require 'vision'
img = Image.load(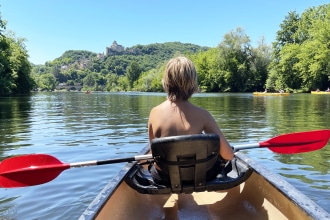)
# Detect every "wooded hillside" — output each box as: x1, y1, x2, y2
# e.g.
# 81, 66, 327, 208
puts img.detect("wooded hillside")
1, 3, 330, 95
